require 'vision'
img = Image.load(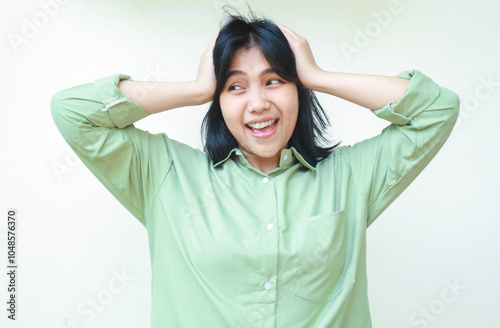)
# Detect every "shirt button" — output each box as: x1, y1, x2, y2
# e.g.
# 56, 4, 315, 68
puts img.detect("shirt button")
266, 223, 274, 230
264, 282, 272, 290
283, 154, 288, 161
262, 177, 269, 184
